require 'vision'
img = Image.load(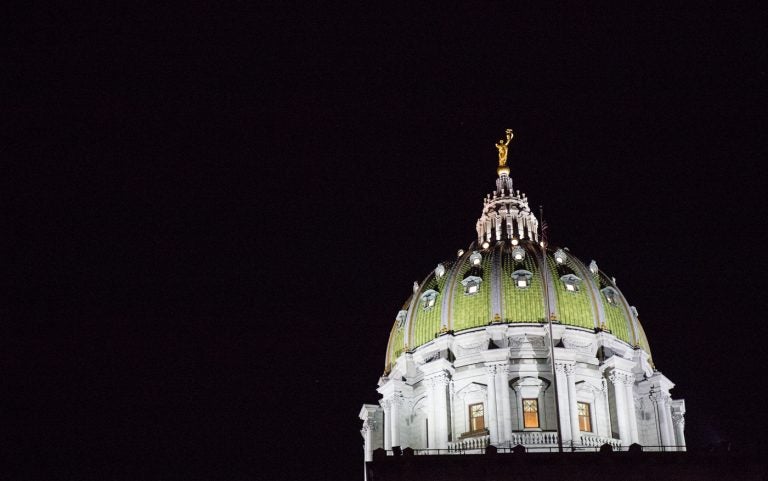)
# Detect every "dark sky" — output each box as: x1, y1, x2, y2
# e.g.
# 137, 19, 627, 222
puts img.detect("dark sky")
12, 3, 768, 480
